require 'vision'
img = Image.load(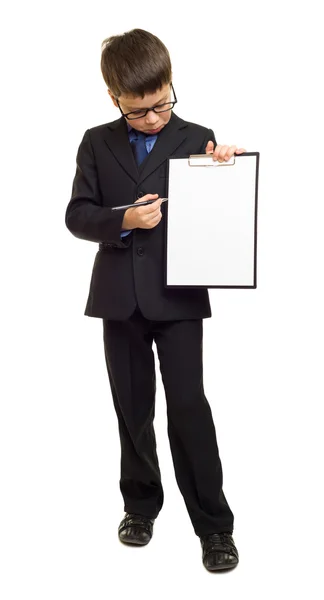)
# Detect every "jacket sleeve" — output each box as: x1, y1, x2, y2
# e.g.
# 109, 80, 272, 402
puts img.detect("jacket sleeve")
65, 129, 132, 248
199, 128, 217, 153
